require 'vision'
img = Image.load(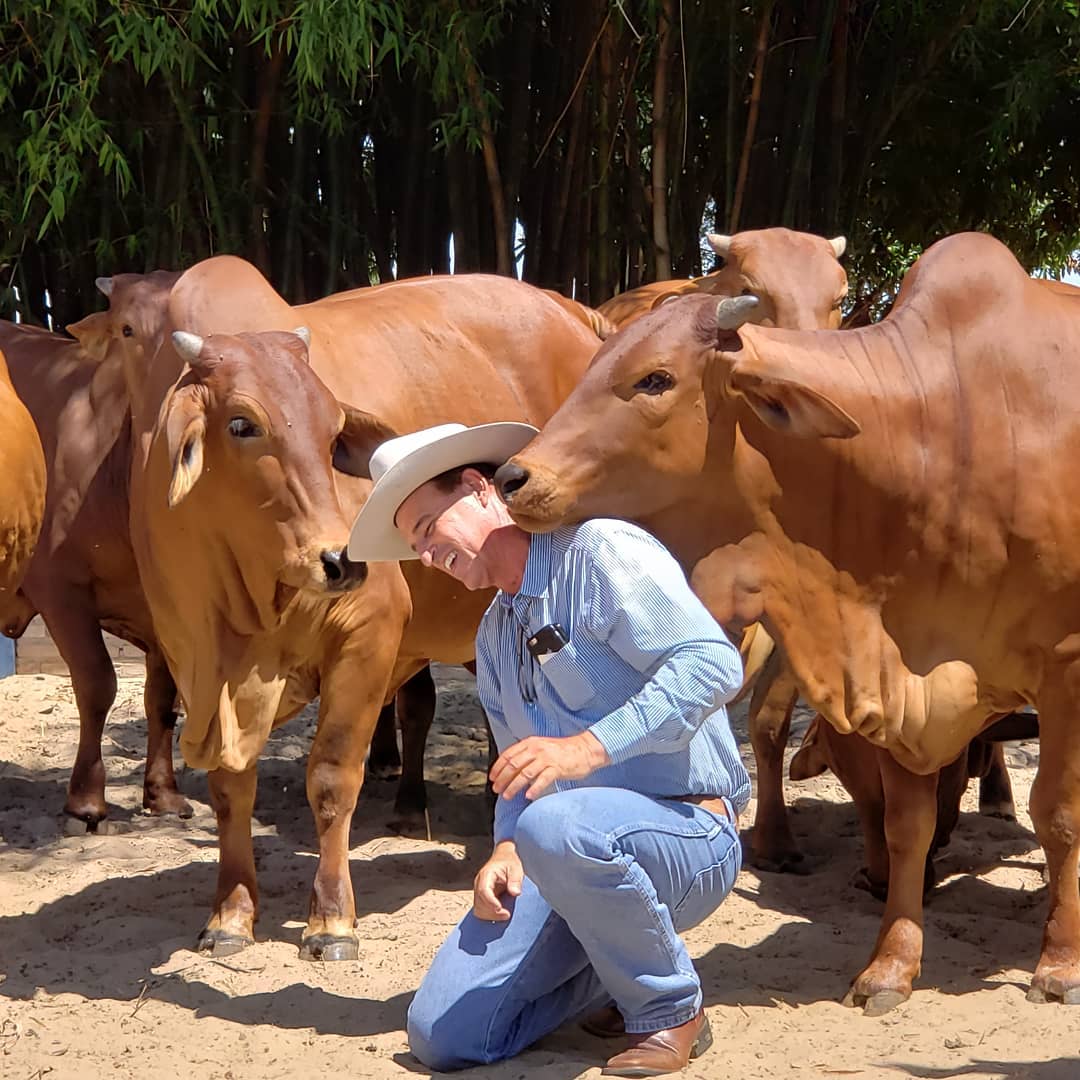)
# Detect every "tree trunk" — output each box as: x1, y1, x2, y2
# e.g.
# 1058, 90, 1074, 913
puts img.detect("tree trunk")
651, 0, 674, 280
731, 0, 774, 232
